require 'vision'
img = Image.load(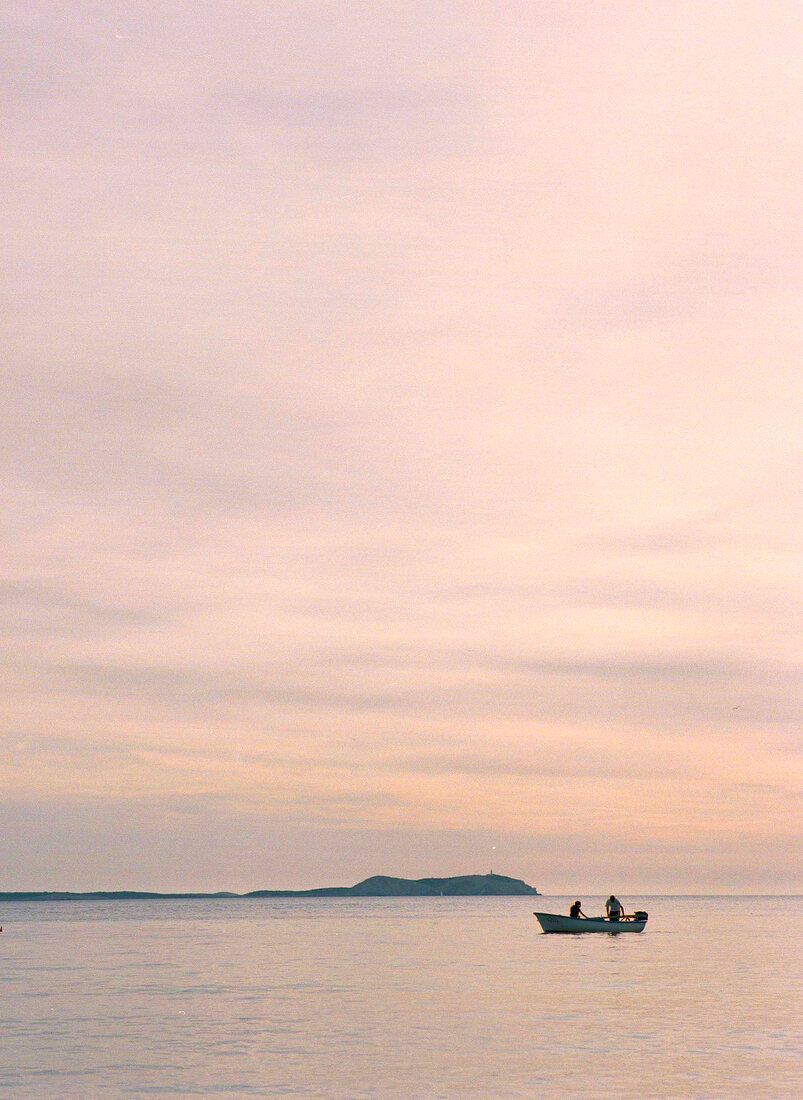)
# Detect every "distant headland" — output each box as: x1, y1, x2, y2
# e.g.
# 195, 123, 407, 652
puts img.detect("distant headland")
250, 873, 540, 897
0, 873, 539, 901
